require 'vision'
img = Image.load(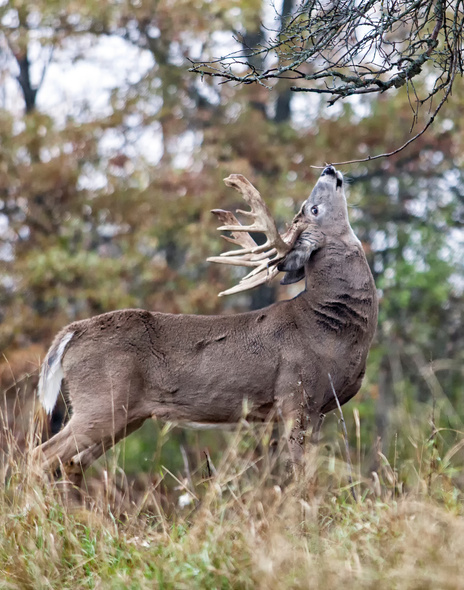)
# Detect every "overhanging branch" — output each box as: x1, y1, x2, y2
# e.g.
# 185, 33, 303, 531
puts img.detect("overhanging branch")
190, 0, 463, 159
